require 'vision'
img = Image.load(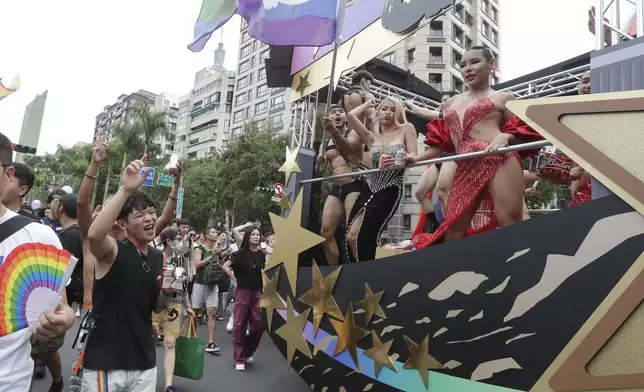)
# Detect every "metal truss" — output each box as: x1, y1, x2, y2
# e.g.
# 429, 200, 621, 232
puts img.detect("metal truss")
499, 64, 591, 99
594, 0, 642, 50
288, 91, 319, 149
